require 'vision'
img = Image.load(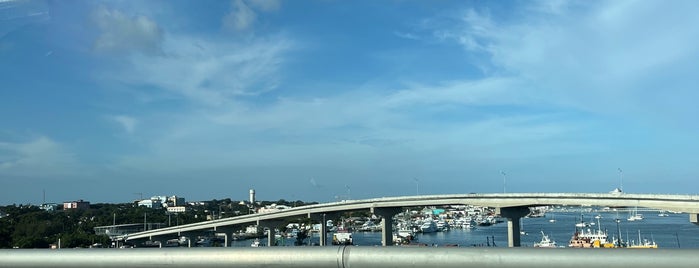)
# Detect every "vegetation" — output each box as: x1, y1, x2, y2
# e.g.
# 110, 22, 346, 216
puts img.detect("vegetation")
0, 198, 317, 248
